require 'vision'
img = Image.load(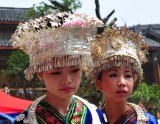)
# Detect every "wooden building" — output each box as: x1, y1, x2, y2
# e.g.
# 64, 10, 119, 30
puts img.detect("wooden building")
0, 7, 29, 86
130, 24, 160, 84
